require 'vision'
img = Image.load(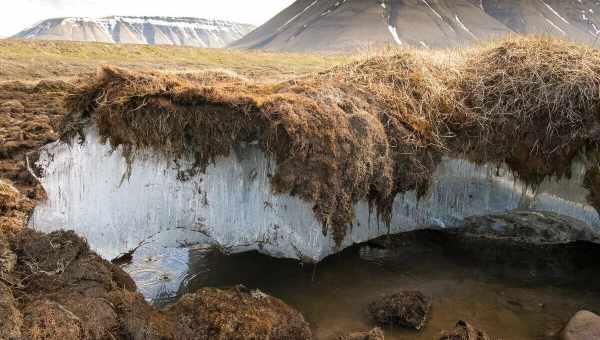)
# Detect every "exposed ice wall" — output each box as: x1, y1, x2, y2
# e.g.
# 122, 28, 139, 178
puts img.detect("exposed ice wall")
30, 128, 600, 263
